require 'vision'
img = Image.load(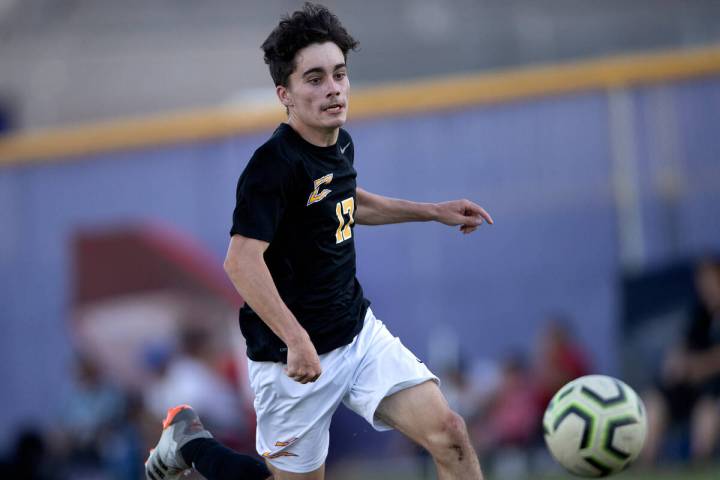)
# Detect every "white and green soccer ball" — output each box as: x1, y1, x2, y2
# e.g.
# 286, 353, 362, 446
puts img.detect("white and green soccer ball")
543, 375, 647, 477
